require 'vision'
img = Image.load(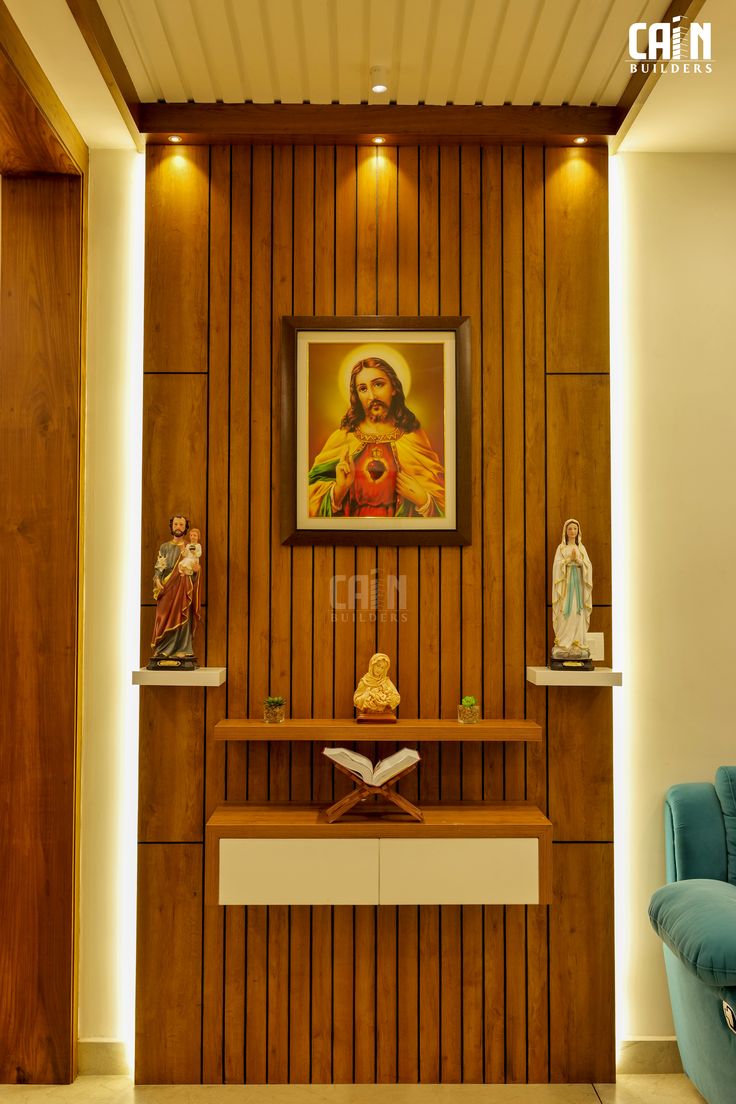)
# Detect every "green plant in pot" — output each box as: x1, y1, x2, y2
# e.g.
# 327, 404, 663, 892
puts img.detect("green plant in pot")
458, 694, 480, 724
263, 695, 286, 723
